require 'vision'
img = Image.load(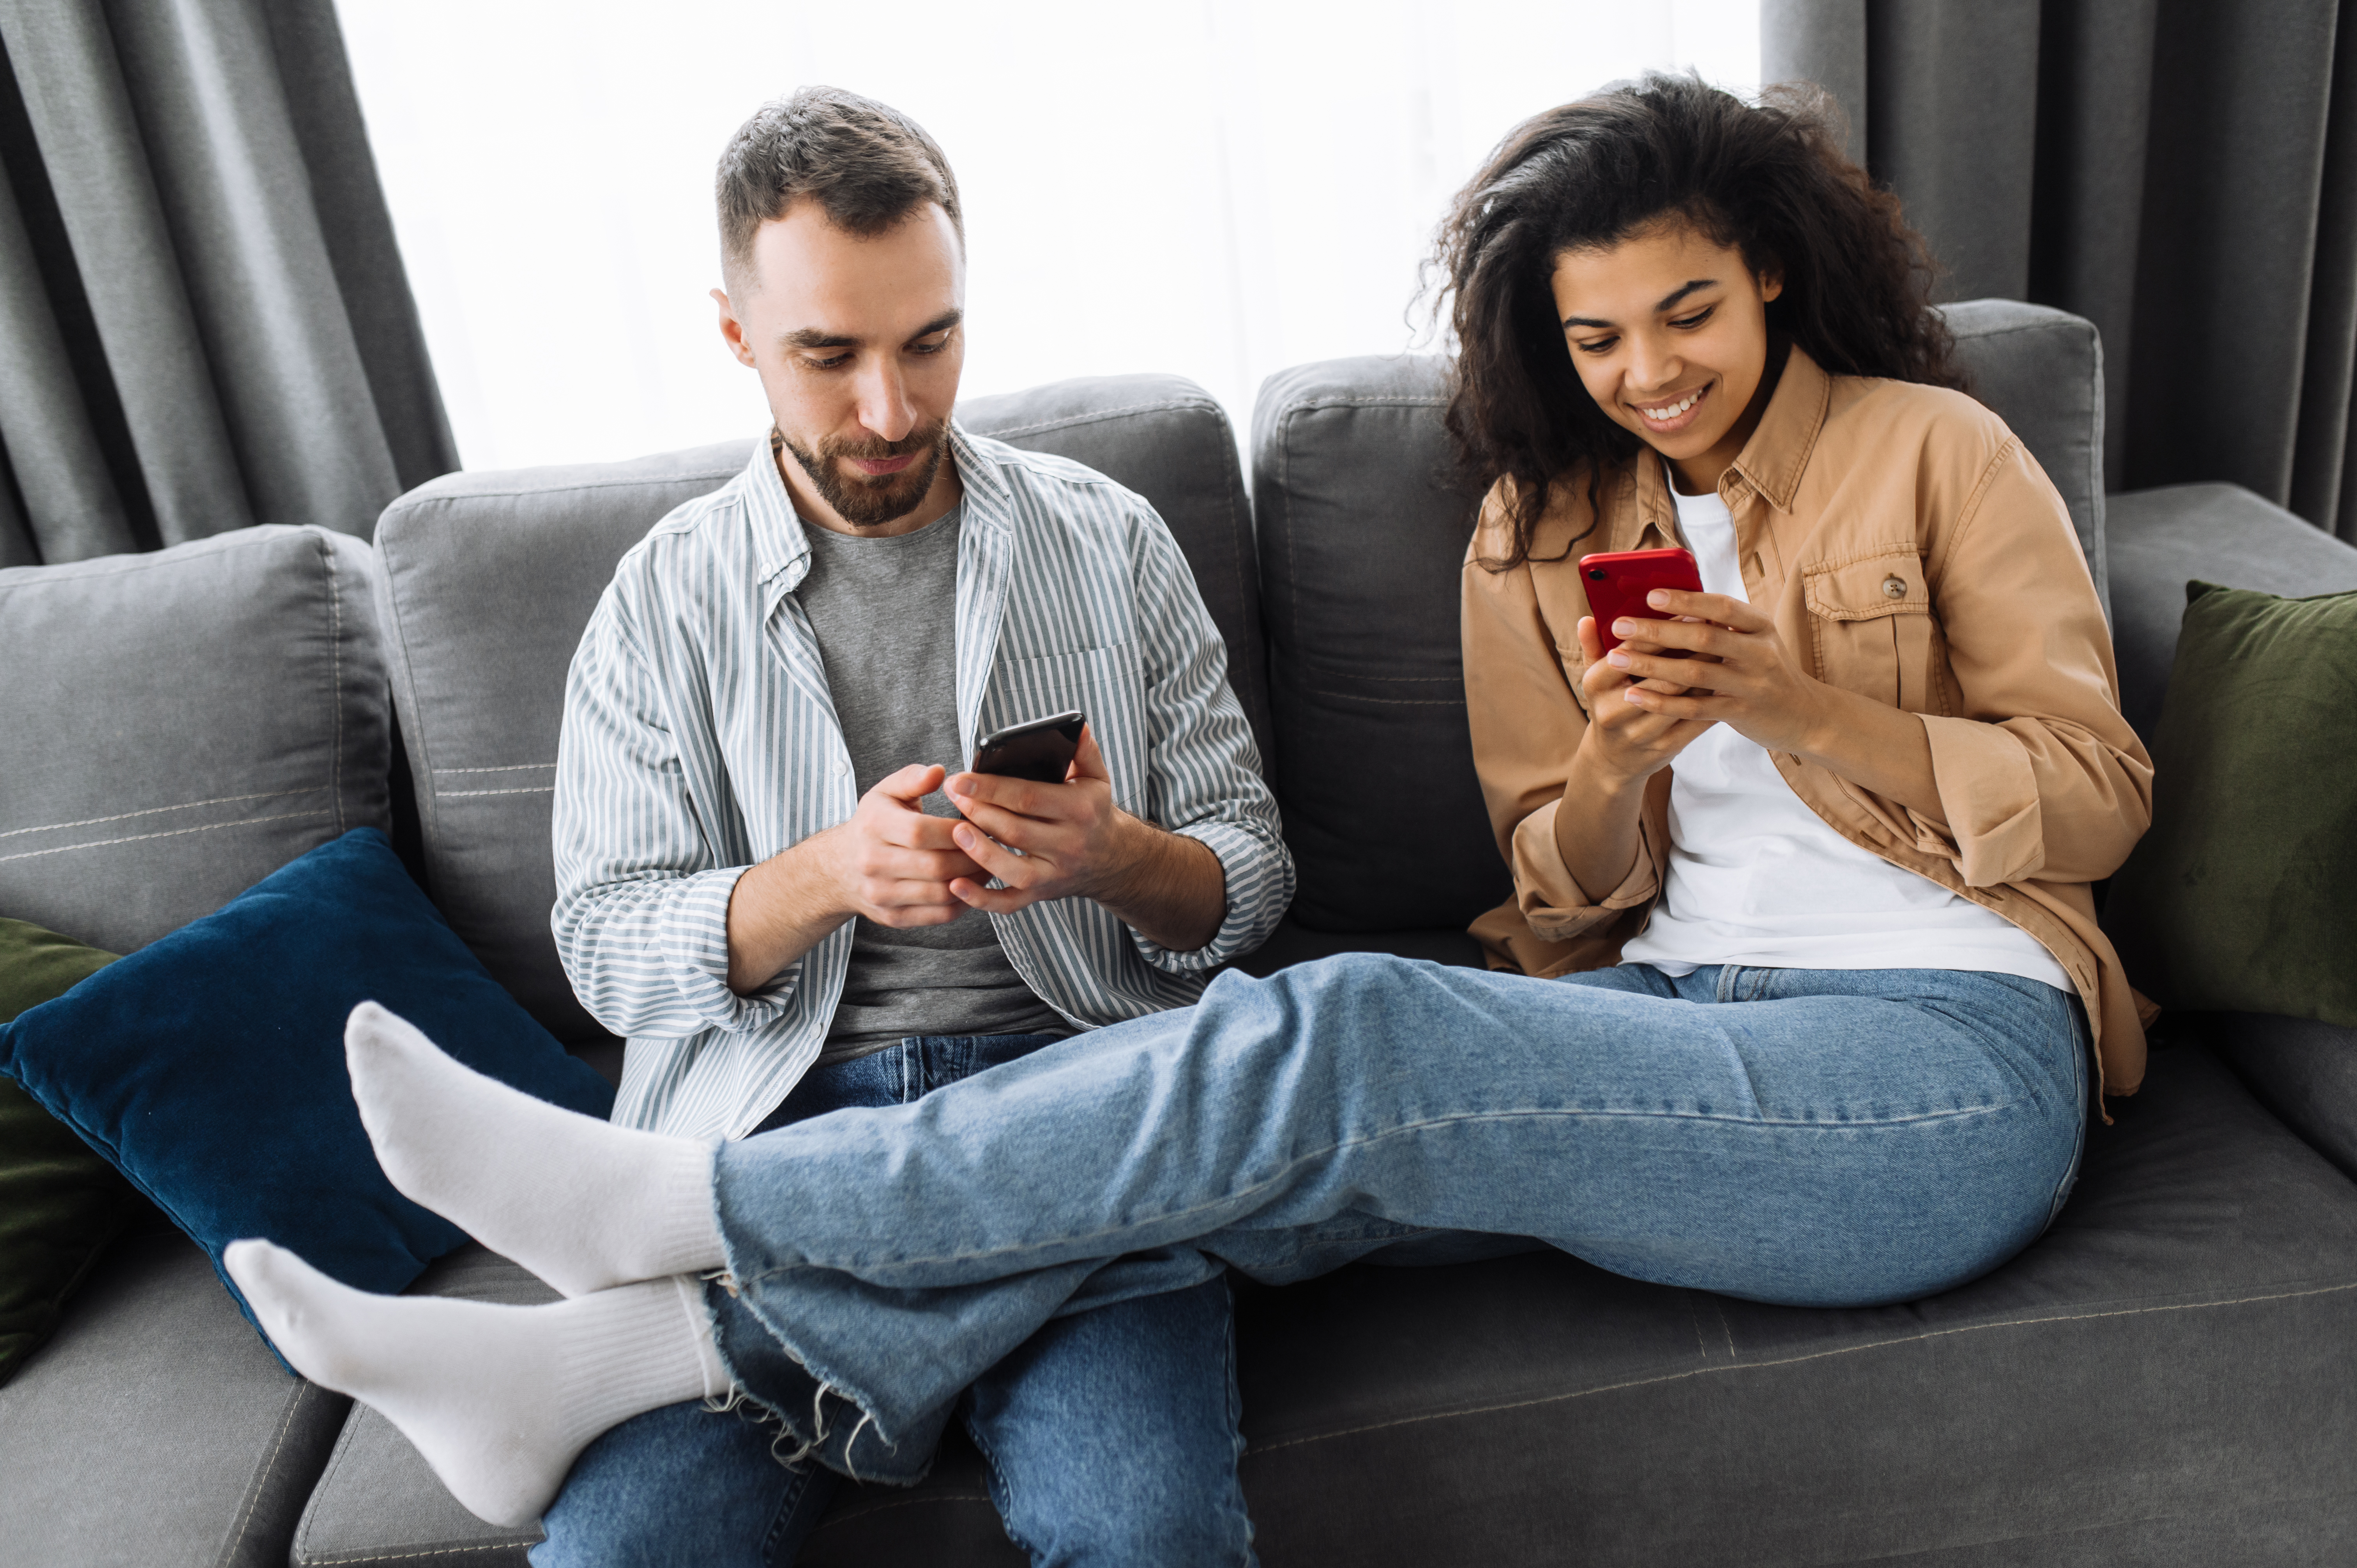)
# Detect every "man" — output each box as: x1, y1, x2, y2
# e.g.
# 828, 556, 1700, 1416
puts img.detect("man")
539, 88, 1288, 1566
